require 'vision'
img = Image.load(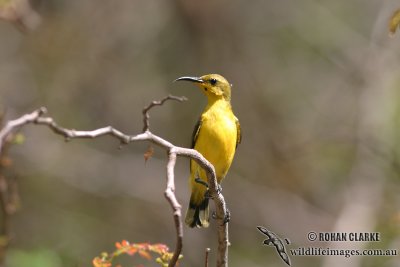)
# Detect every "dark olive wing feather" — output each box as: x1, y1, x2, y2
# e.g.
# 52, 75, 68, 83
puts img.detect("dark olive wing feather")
235, 118, 241, 148
190, 117, 202, 173
191, 117, 202, 149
